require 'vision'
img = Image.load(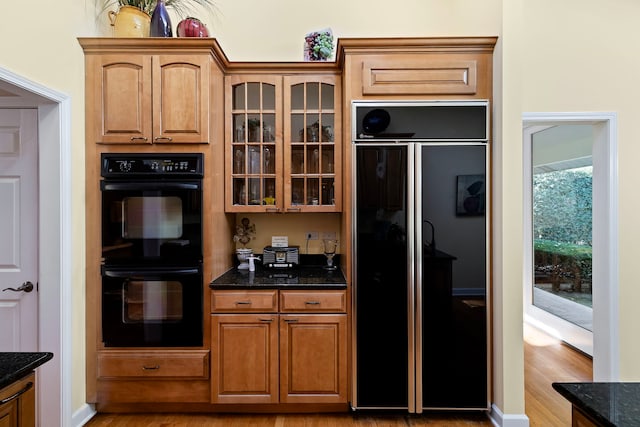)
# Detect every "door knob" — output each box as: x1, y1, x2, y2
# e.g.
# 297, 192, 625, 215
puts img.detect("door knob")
2, 281, 34, 293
